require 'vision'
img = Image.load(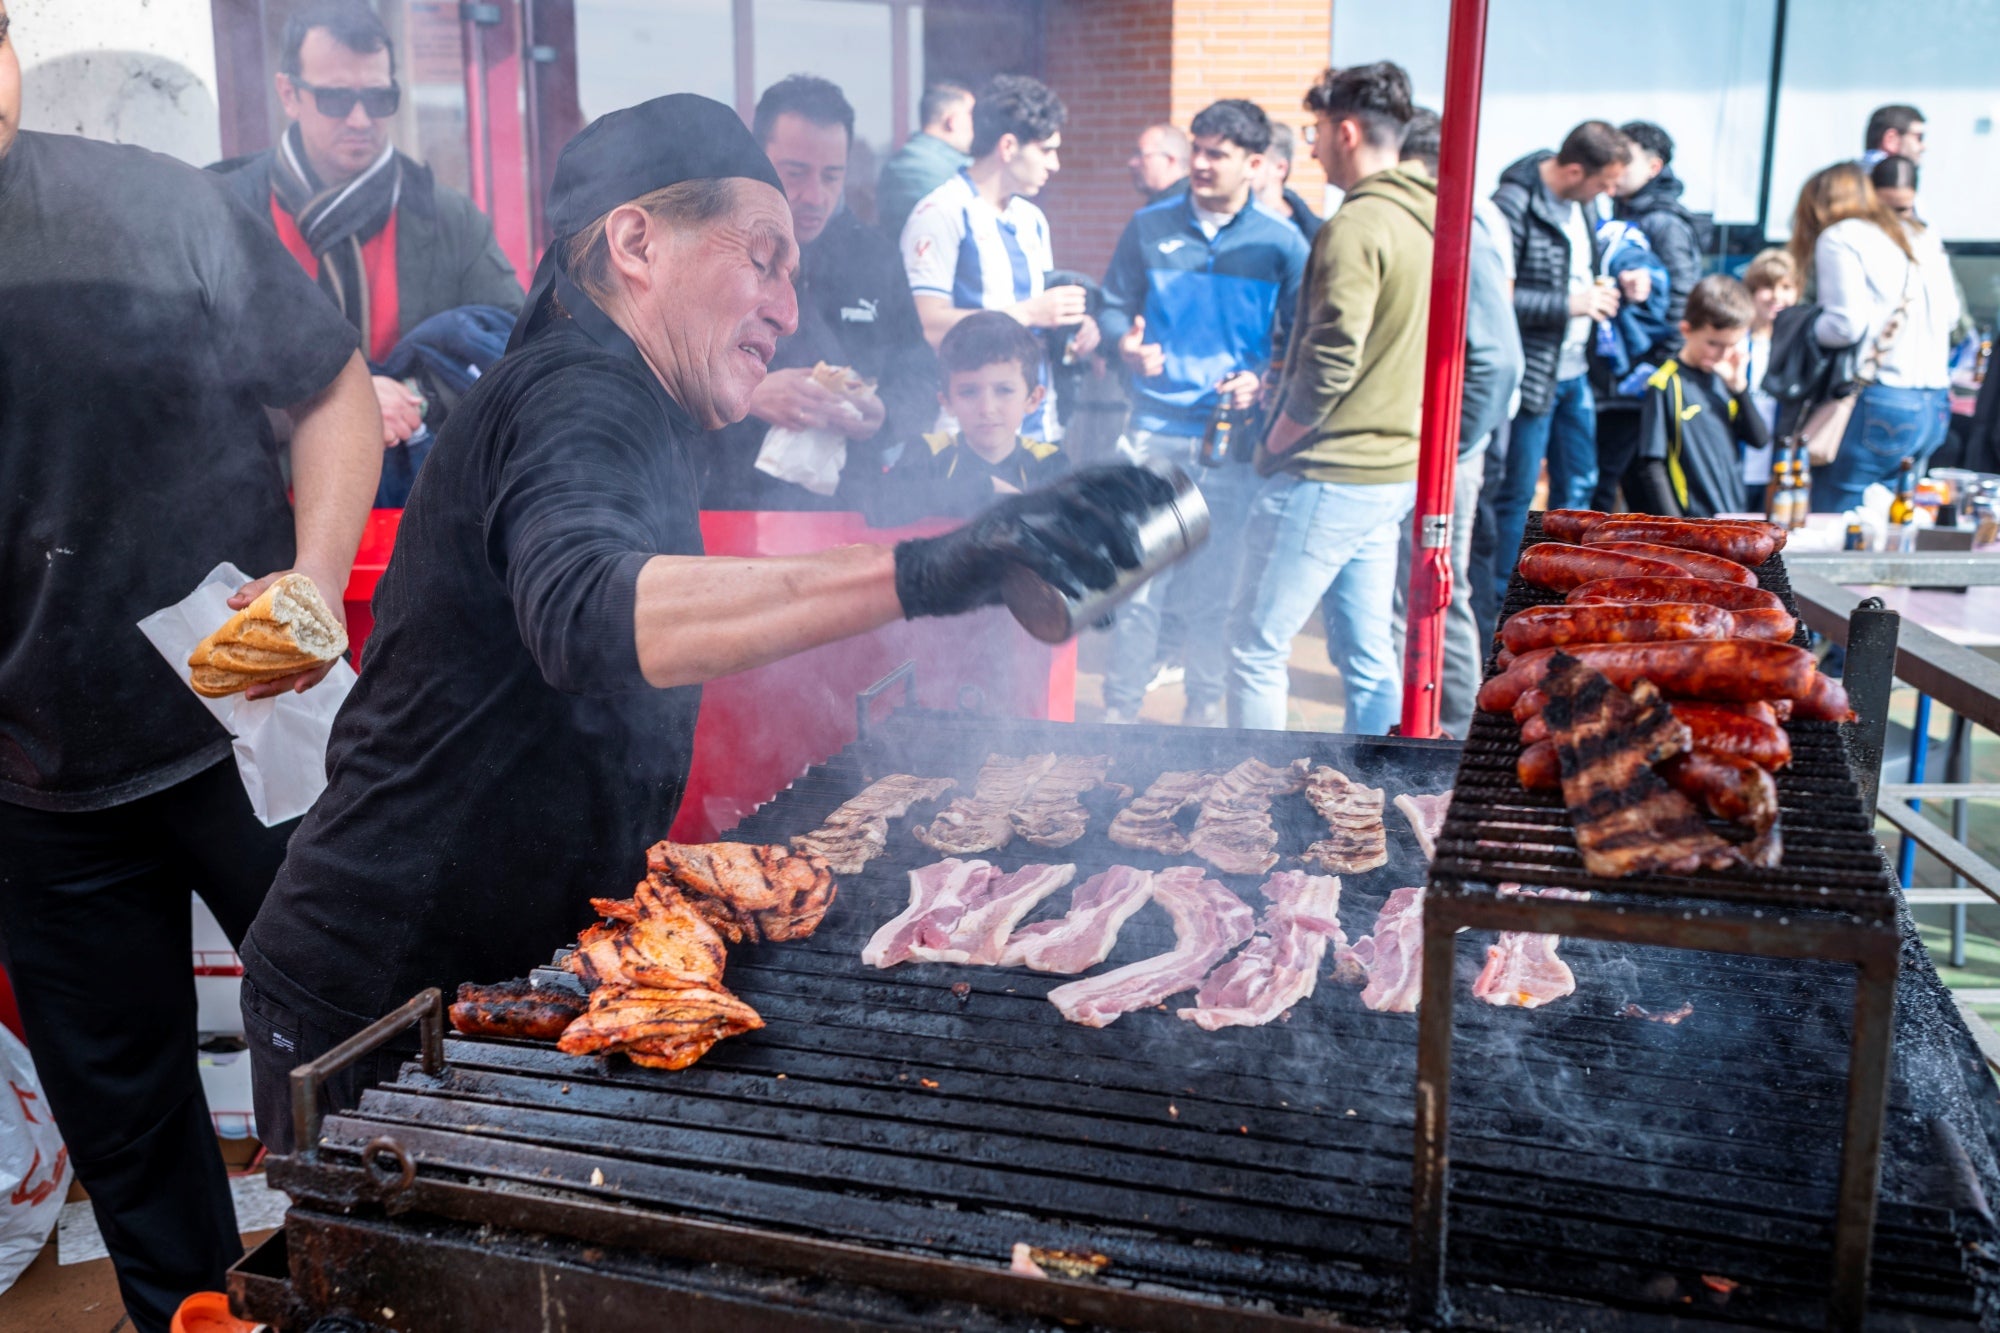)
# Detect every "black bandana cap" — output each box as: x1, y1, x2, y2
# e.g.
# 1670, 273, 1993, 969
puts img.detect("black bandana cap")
509, 93, 786, 351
